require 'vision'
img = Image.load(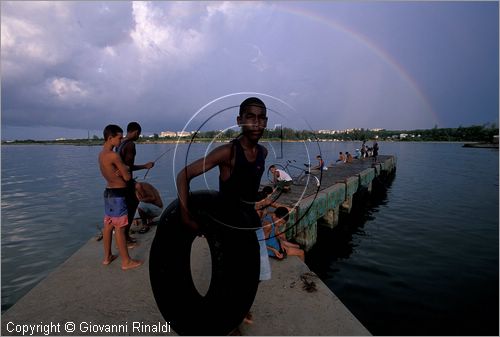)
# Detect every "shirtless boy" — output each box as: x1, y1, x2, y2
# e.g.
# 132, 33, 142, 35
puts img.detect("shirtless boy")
135, 181, 163, 233
98, 124, 142, 270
